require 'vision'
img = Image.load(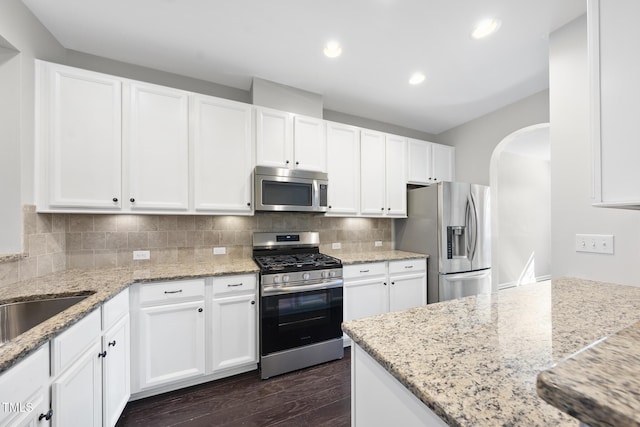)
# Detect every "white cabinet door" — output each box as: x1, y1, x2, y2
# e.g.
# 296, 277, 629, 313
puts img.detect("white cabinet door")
102, 315, 130, 427
344, 277, 389, 322
210, 293, 257, 373
407, 138, 432, 185
431, 143, 455, 183
389, 274, 427, 312
51, 341, 102, 427
293, 115, 326, 172
326, 122, 360, 215
125, 81, 190, 211
360, 130, 387, 216
39, 61, 122, 210
0, 344, 50, 427
192, 95, 253, 214
256, 107, 293, 169
385, 135, 407, 217
137, 300, 205, 390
